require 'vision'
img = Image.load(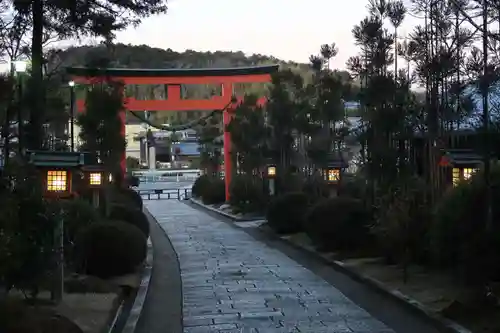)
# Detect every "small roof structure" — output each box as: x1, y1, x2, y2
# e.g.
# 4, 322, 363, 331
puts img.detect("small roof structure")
439, 149, 483, 166
26, 150, 90, 167
327, 152, 349, 169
